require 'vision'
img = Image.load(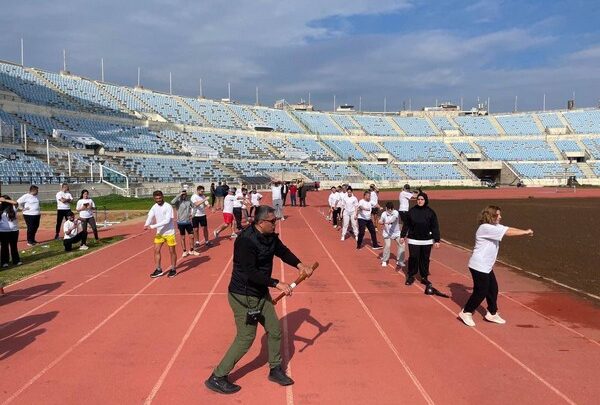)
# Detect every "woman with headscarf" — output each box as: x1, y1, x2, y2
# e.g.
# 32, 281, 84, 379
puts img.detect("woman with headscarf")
400, 191, 440, 286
